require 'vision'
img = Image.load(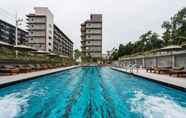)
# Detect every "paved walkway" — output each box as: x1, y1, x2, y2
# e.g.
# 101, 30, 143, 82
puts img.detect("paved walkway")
0, 65, 80, 87
112, 67, 186, 91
